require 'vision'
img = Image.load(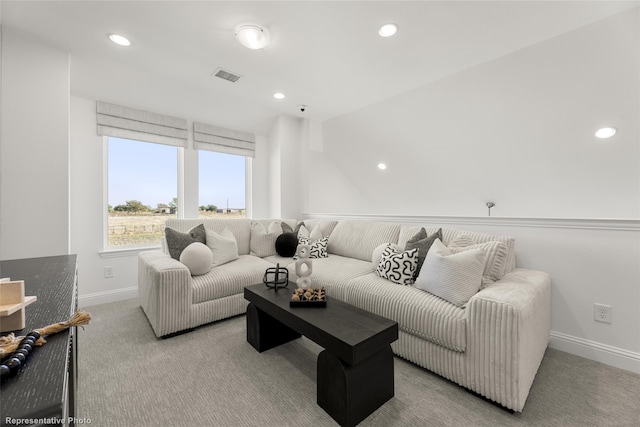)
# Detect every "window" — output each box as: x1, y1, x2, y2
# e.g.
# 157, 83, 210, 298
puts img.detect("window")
198, 151, 246, 219
107, 137, 178, 247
